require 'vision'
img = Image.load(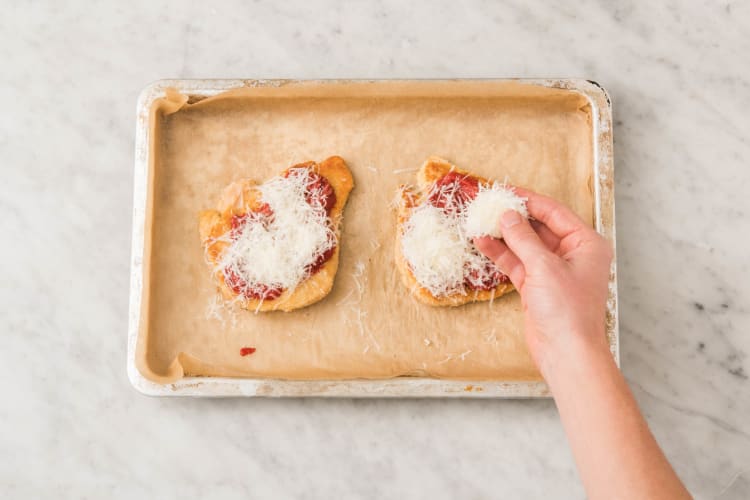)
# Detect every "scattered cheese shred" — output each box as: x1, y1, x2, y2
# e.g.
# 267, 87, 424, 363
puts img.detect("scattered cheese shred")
203, 291, 241, 327
335, 288, 355, 306
205, 295, 224, 322
437, 355, 454, 365
339, 260, 366, 307
337, 260, 382, 353
437, 350, 473, 364
483, 330, 498, 344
